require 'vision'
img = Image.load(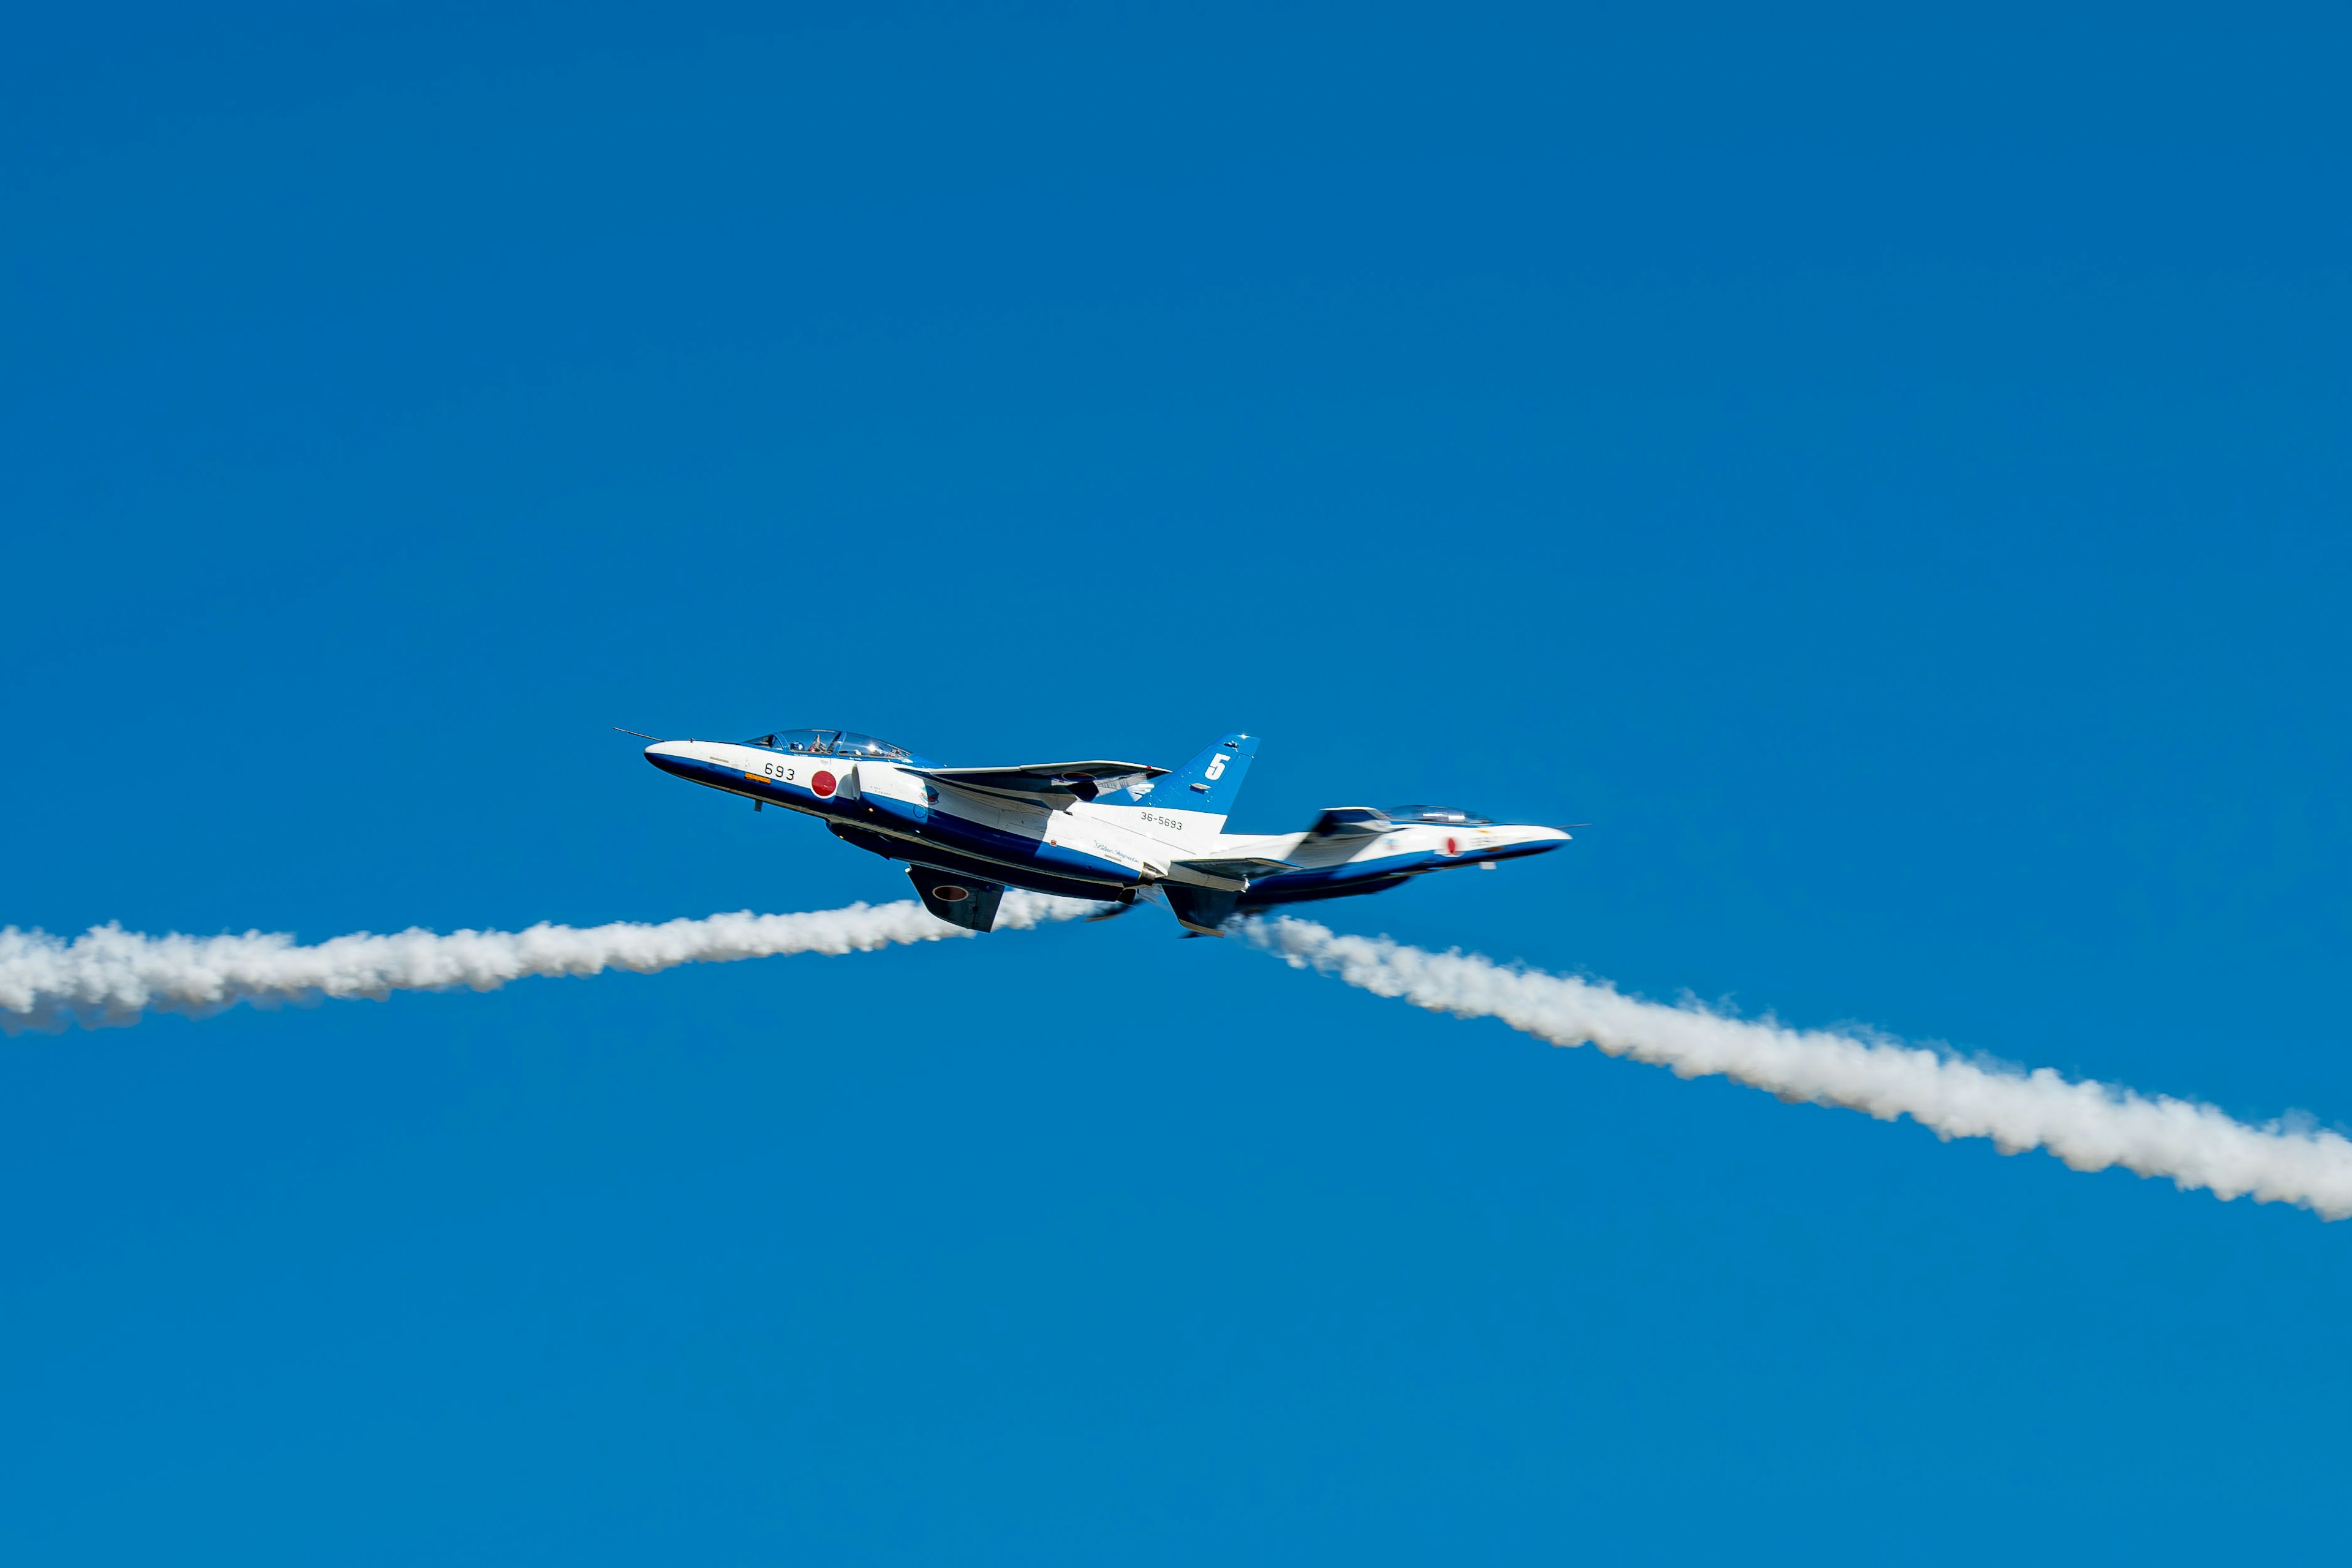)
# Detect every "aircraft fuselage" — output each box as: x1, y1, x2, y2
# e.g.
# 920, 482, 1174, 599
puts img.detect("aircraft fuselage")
641, 733, 1567, 931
